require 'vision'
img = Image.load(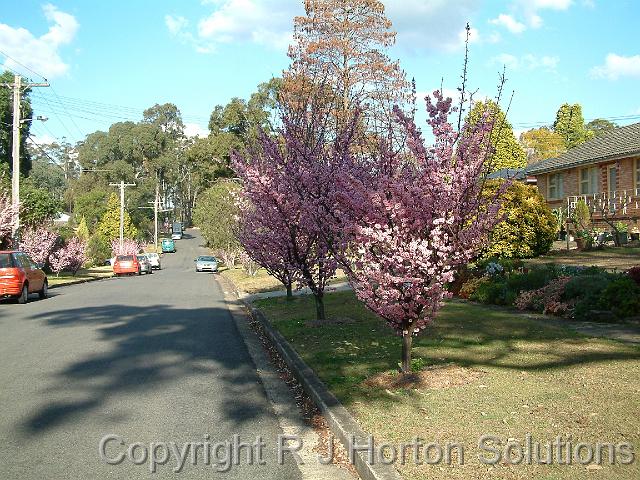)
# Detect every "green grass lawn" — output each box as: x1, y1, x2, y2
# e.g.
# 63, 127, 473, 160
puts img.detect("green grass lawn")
525, 245, 640, 271
47, 265, 113, 286
255, 291, 640, 480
